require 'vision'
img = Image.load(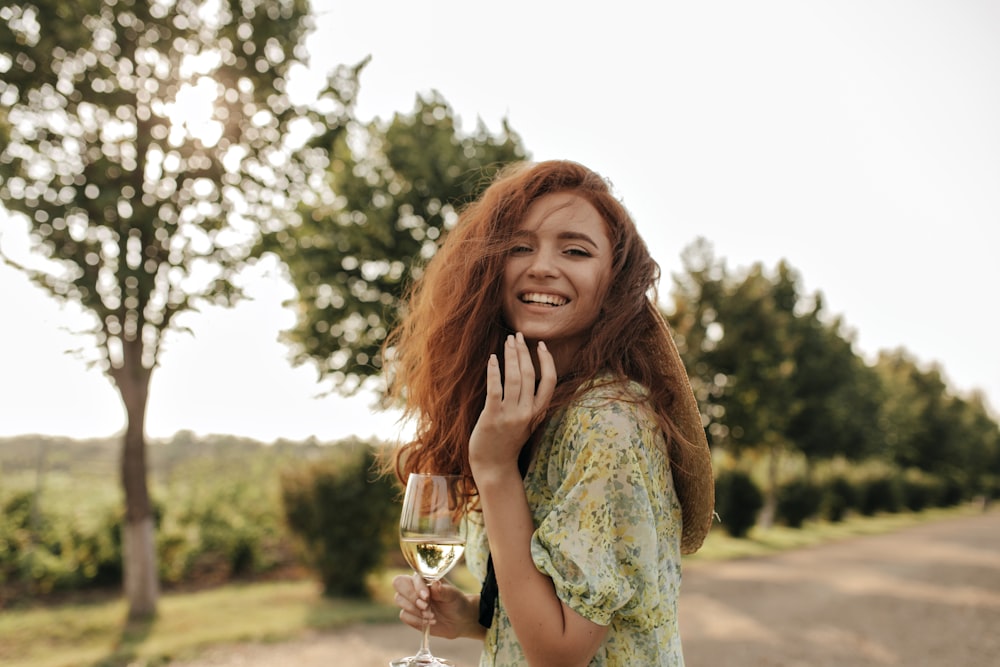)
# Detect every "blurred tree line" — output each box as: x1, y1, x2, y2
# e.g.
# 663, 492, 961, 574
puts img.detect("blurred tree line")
2, 0, 998, 614
667, 240, 1000, 528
